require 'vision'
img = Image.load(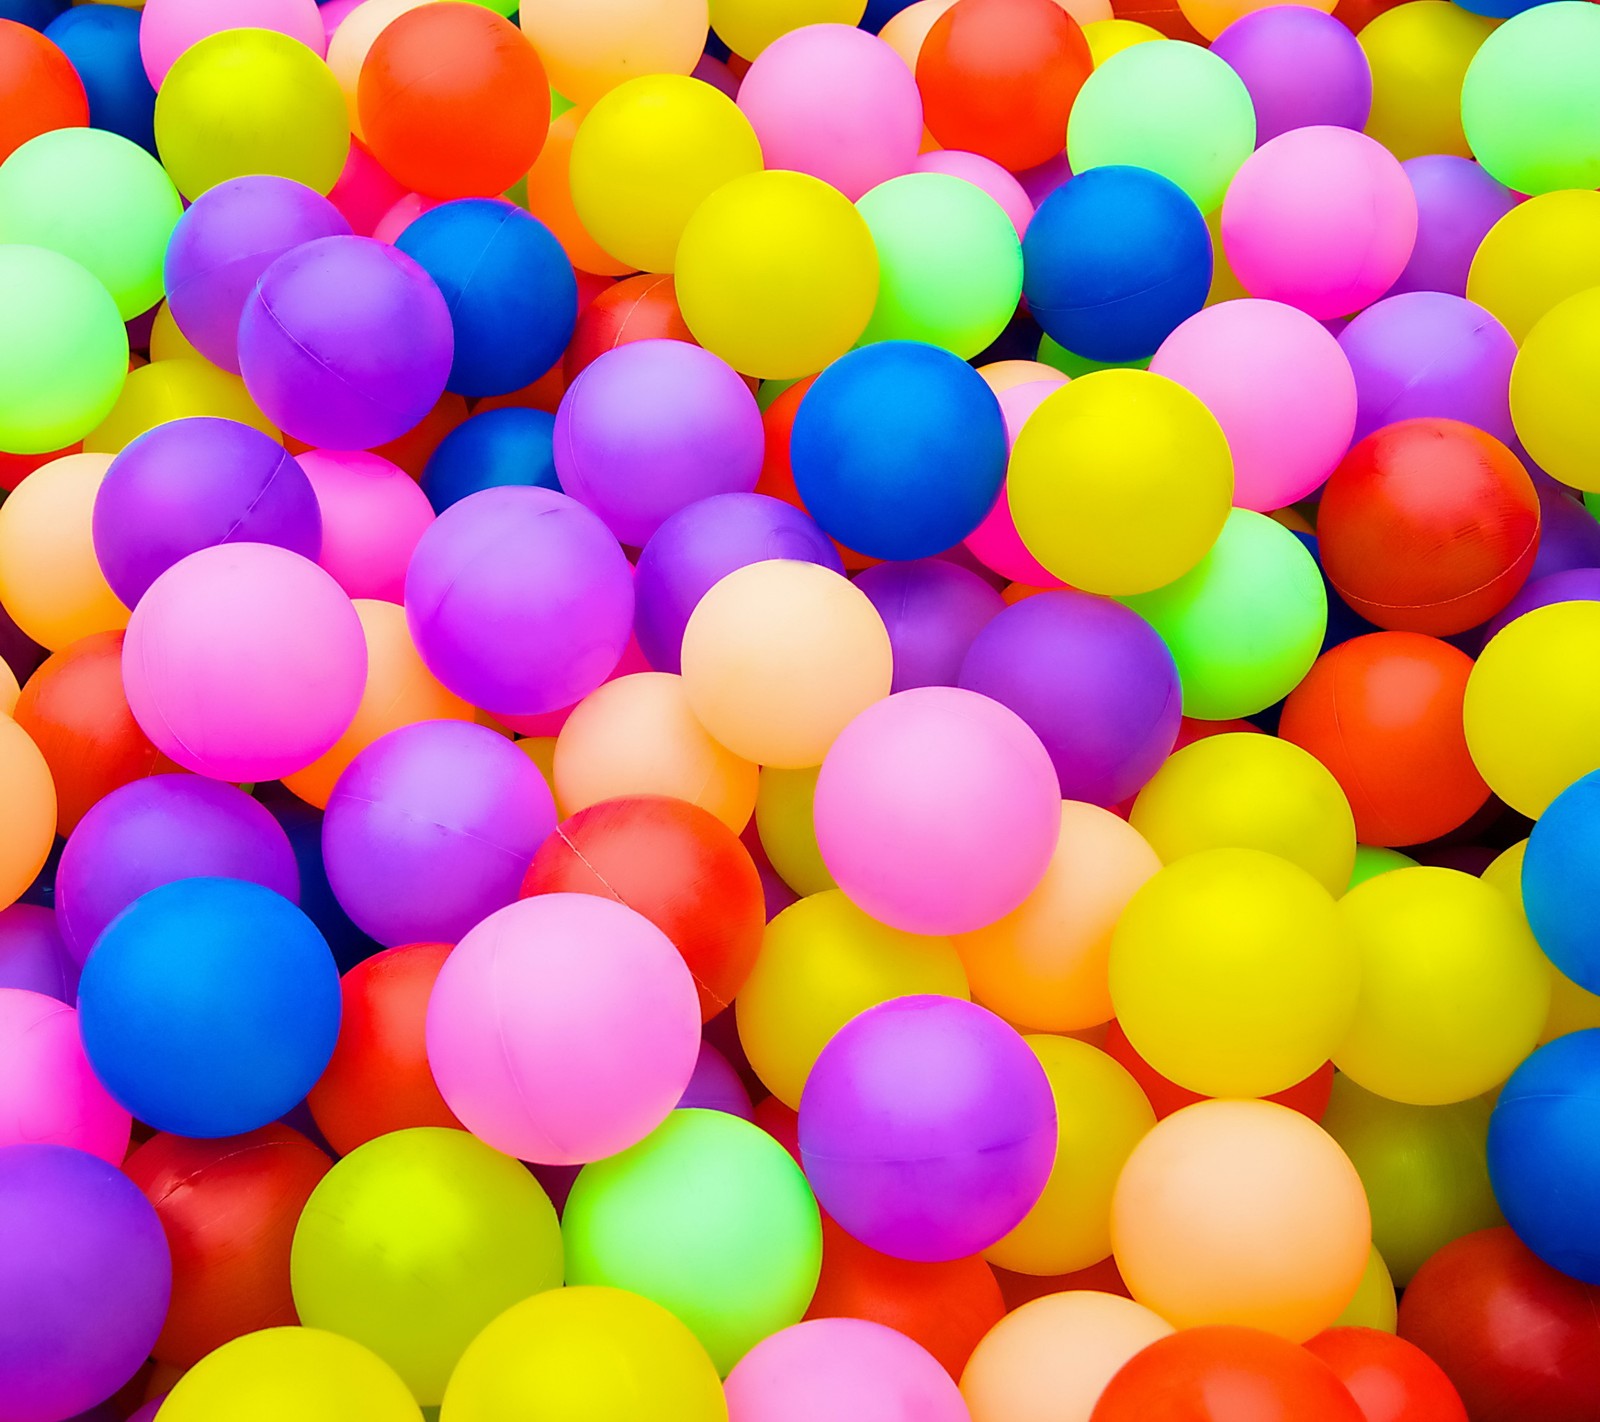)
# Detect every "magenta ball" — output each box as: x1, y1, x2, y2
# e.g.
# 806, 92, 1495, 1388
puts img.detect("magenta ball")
1210, 6, 1372, 145
295, 448, 434, 603
0, 905, 77, 1001
554, 339, 764, 548
93, 417, 323, 606
1389, 155, 1518, 299
404, 486, 635, 717
0, 989, 130, 1164
798, 996, 1056, 1262
121, 544, 368, 783
813, 686, 1060, 936
677, 1040, 755, 1120
237, 235, 453, 450
322, 719, 557, 948
855, 558, 1004, 693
